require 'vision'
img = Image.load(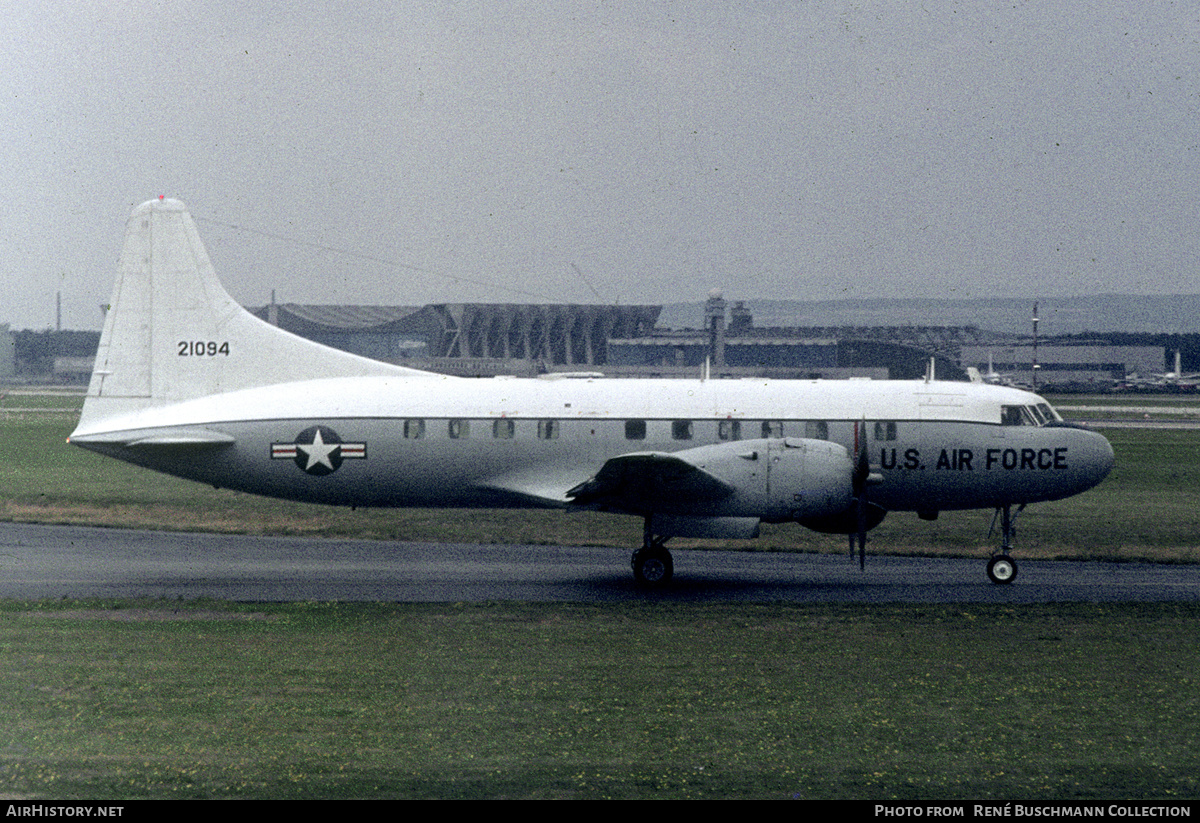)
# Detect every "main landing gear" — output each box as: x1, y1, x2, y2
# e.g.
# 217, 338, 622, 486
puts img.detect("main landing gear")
631, 520, 673, 586
986, 503, 1025, 585
986, 554, 1017, 585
